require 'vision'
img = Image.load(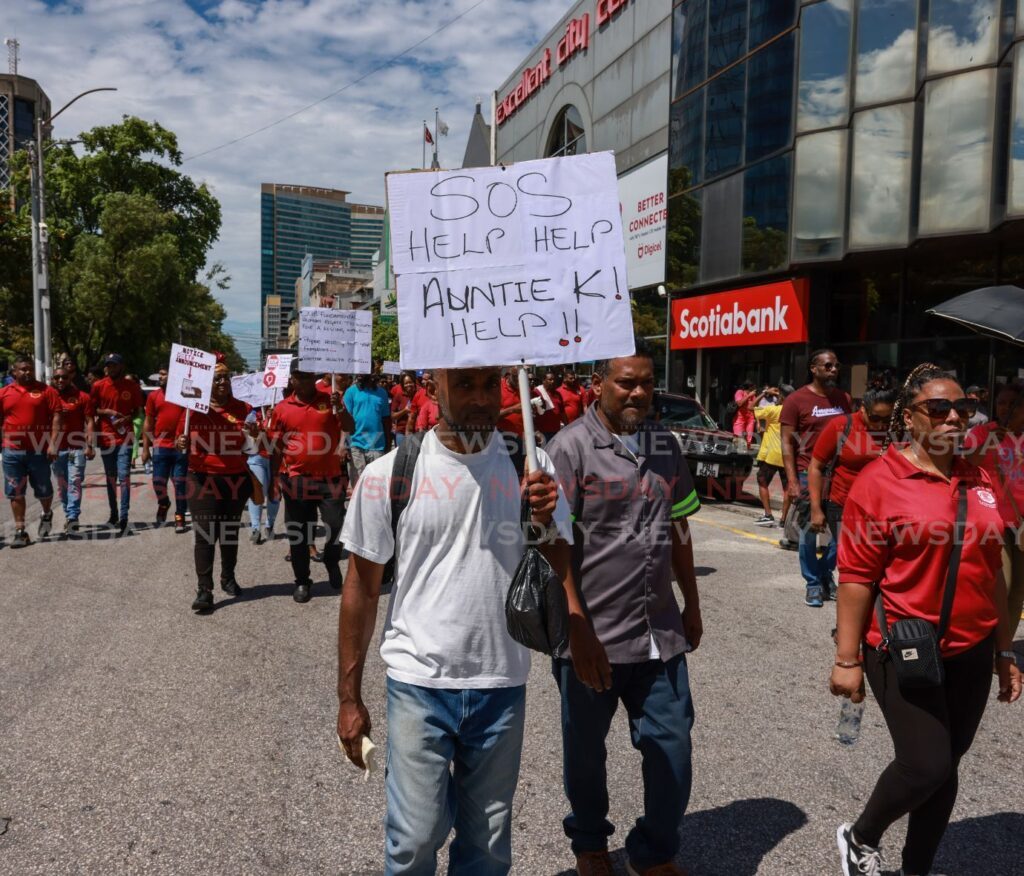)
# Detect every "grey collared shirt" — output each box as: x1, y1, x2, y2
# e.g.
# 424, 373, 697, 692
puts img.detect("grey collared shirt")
546, 404, 701, 664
